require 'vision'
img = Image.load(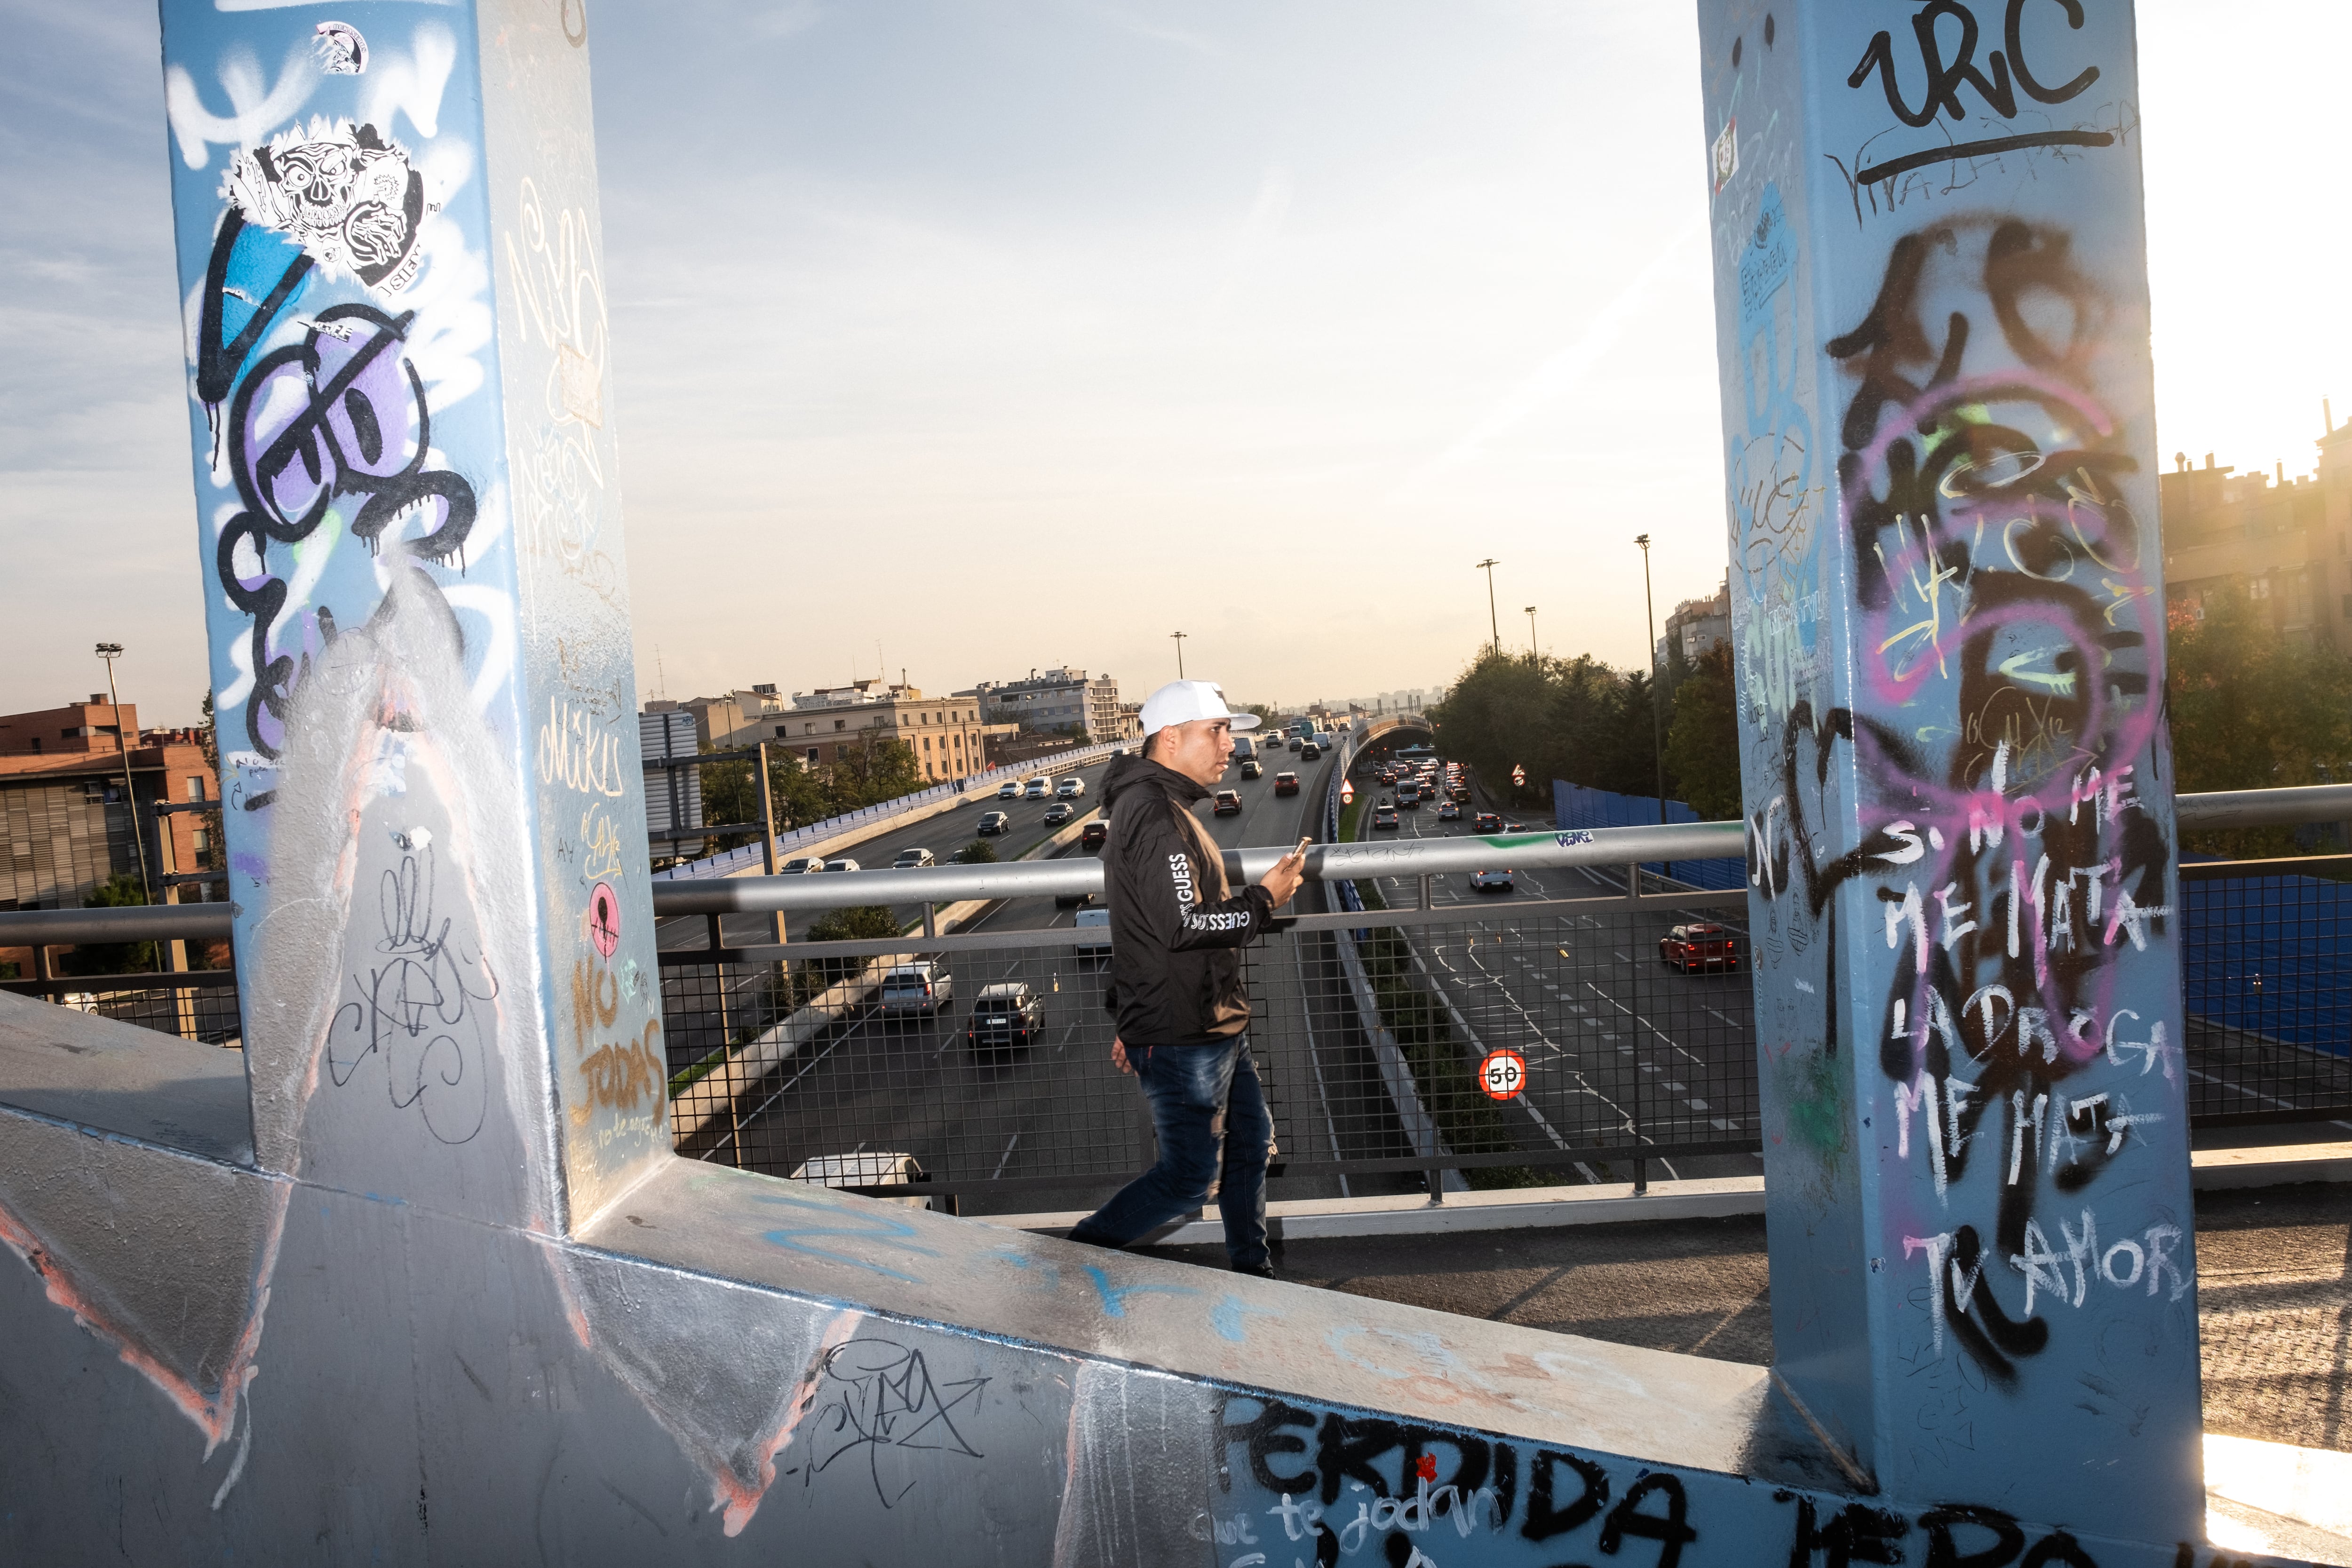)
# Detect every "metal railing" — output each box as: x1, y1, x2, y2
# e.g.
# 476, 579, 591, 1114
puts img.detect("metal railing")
655, 887, 1760, 1212
8, 780, 2349, 1205
652, 739, 1130, 882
